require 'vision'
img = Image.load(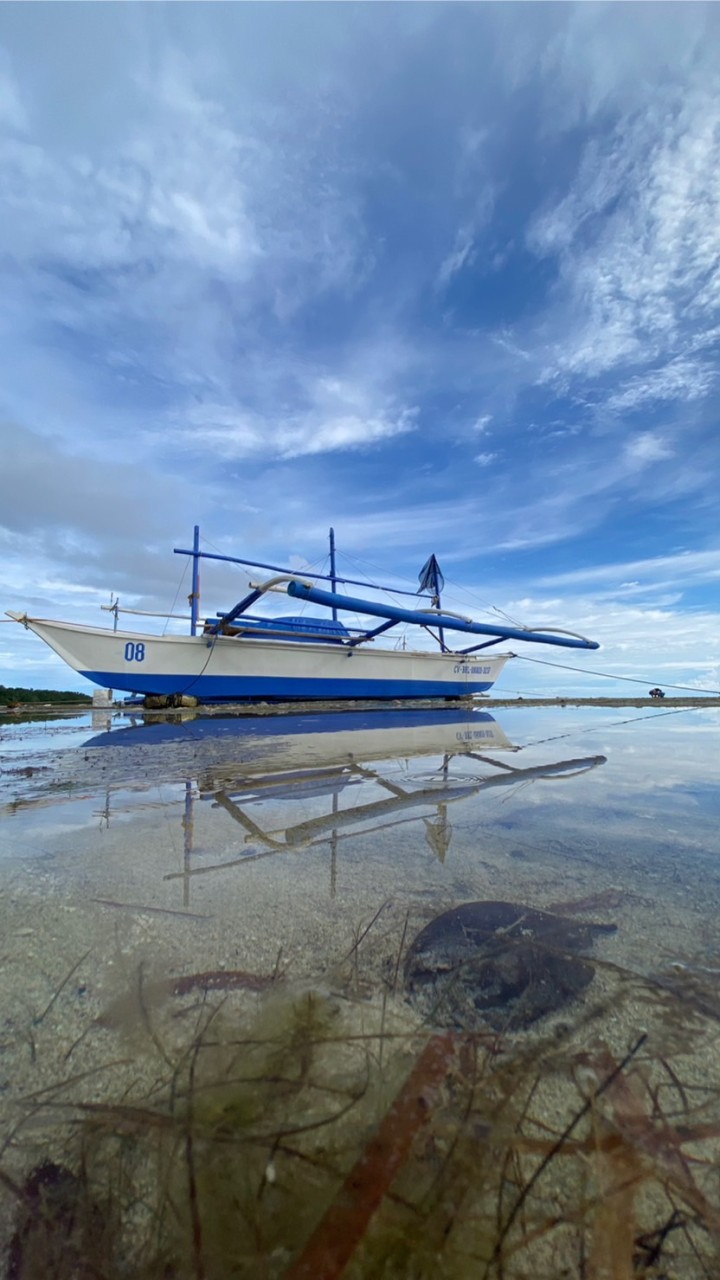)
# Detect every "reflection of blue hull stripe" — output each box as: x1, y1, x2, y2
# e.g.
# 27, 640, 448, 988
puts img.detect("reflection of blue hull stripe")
87, 707, 498, 747
82, 670, 495, 701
